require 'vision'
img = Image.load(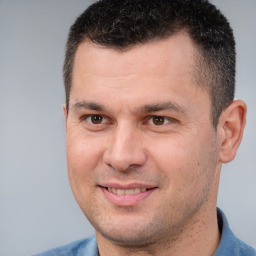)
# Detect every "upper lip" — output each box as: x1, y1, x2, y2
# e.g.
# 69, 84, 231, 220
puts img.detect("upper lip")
99, 182, 157, 190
